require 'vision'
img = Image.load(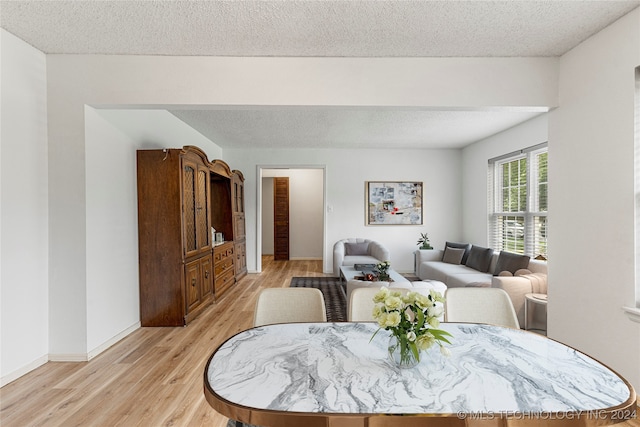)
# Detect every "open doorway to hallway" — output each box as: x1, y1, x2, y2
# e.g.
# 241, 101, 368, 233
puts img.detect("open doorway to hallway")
260, 167, 325, 268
